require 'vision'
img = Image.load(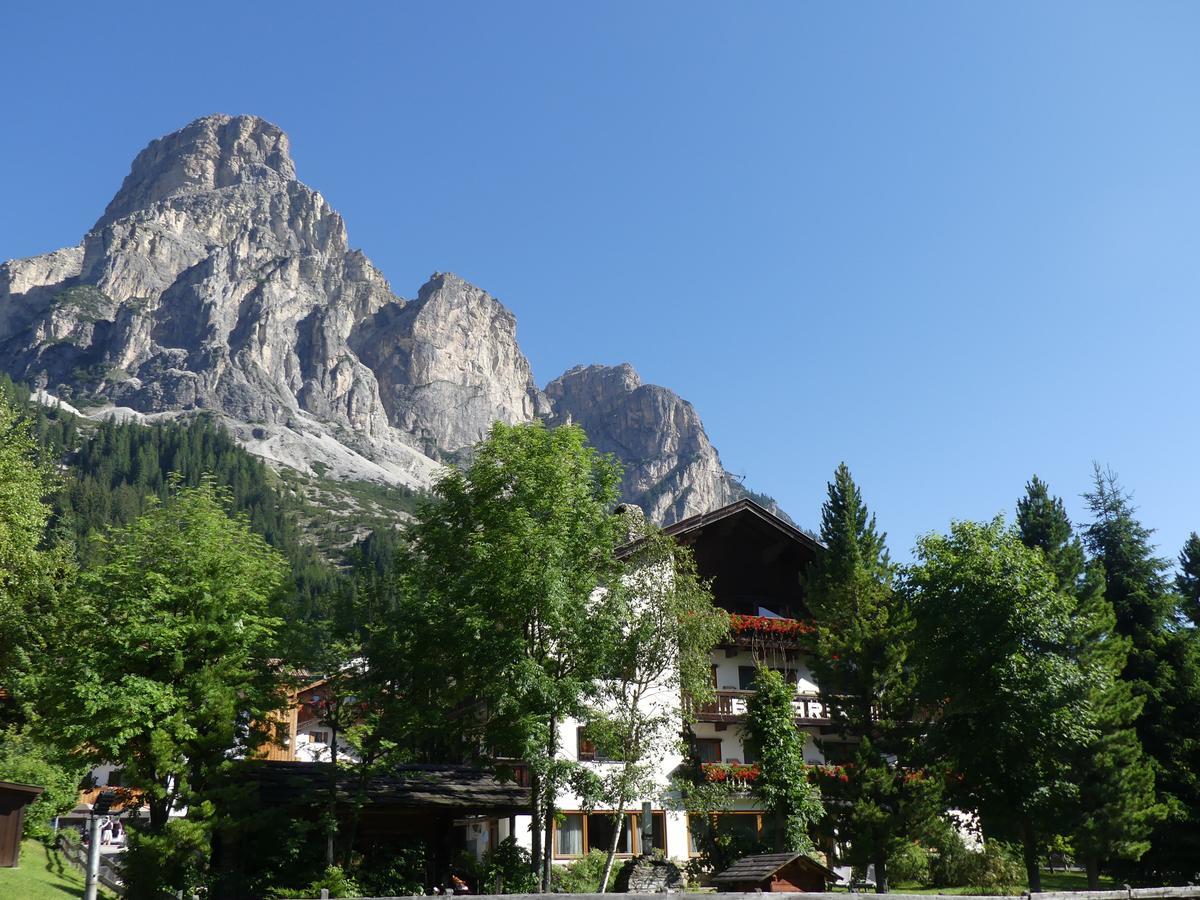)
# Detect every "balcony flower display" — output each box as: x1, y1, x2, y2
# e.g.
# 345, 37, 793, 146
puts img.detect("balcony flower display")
701, 762, 760, 784
812, 763, 852, 783
727, 614, 817, 638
